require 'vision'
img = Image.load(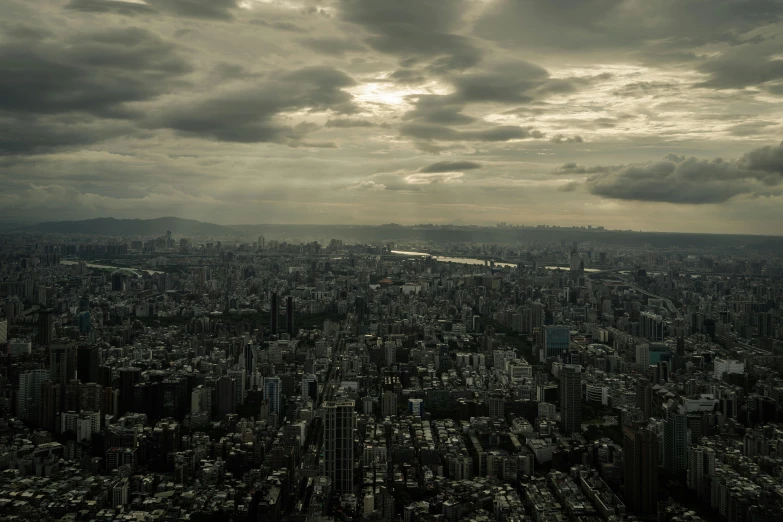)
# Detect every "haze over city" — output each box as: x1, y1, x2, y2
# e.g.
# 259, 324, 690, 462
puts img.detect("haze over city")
2, 0, 783, 233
